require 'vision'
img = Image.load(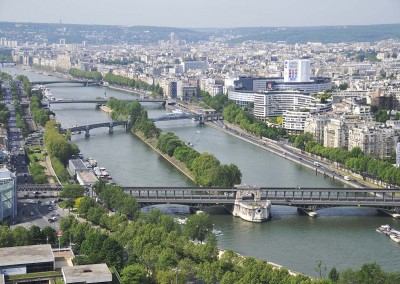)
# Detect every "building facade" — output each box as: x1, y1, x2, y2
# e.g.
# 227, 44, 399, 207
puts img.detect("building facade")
0, 168, 17, 221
